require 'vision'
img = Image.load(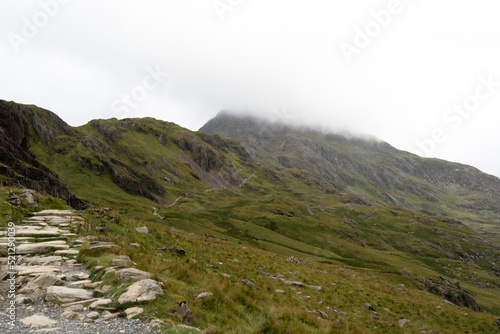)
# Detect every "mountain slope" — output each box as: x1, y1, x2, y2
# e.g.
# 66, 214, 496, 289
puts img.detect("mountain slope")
1, 100, 499, 329
0, 101, 86, 209
200, 112, 500, 239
